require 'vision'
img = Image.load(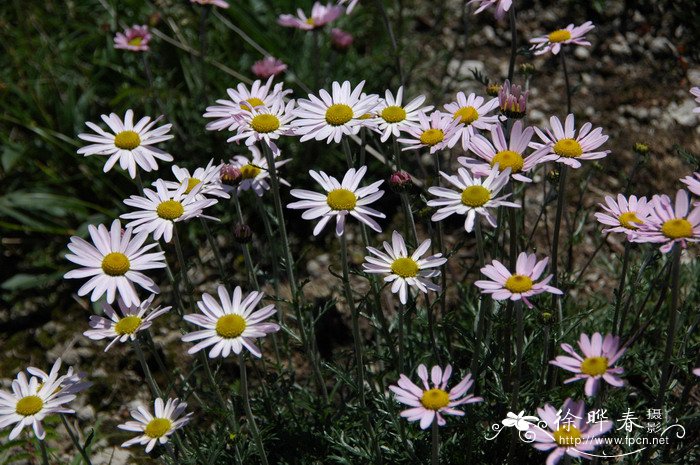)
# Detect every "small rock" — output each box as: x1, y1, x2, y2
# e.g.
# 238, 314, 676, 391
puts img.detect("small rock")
574, 46, 590, 60
93, 448, 130, 465
667, 99, 698, 127
649, 37, 673, 56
